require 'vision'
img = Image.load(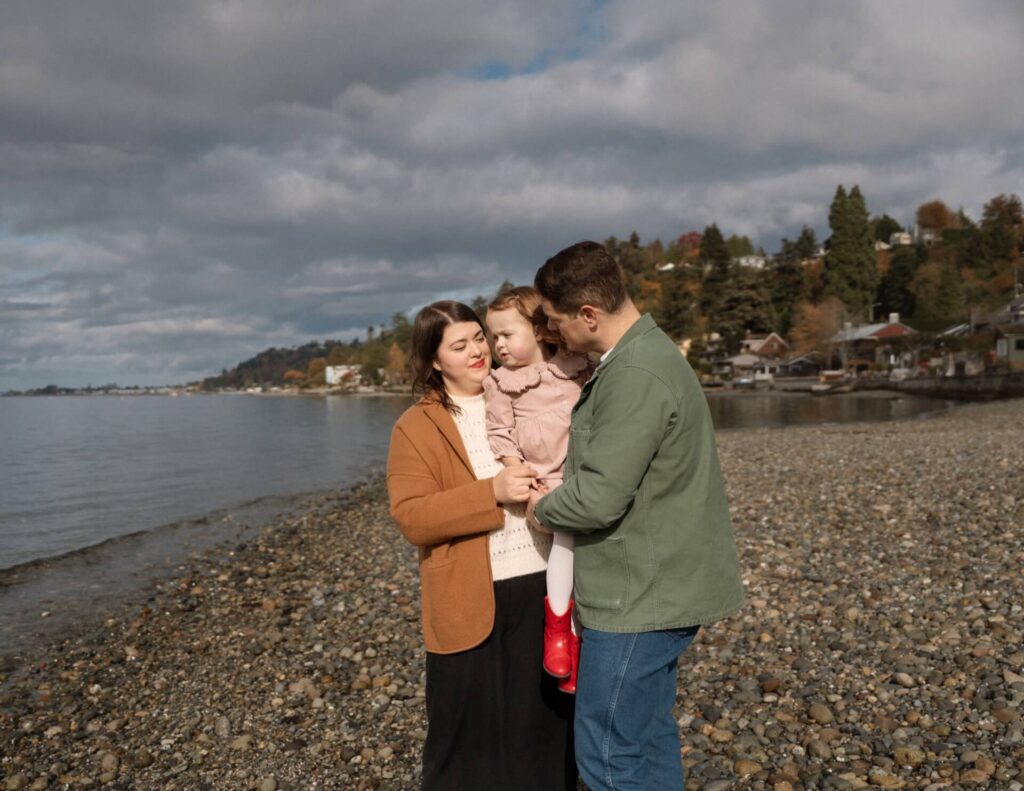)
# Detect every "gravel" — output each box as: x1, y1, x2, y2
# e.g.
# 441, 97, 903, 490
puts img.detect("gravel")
1, 398, 1022, 790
